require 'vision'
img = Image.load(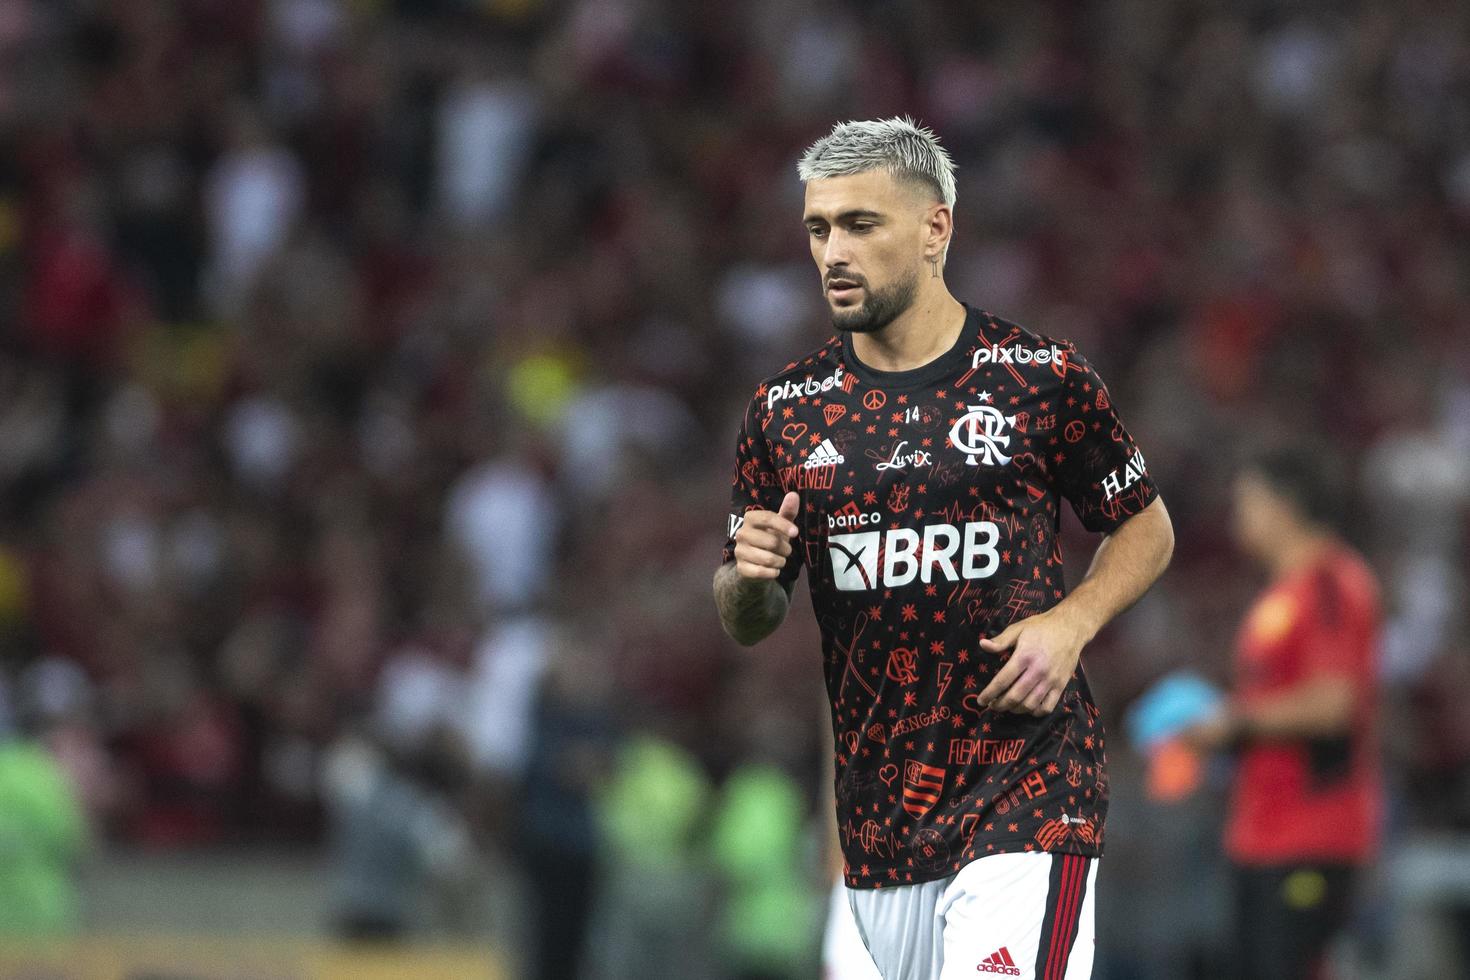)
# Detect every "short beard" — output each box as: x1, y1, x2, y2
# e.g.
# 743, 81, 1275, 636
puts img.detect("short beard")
830, 267, 921, 334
